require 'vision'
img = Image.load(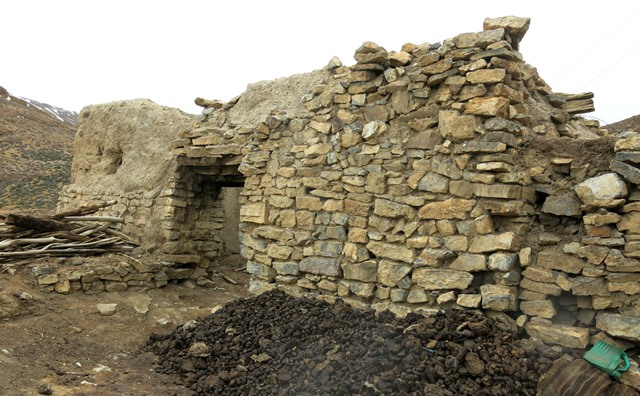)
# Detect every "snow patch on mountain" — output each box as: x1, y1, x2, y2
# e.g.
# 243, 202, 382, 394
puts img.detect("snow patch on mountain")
13, 95, 78, 126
